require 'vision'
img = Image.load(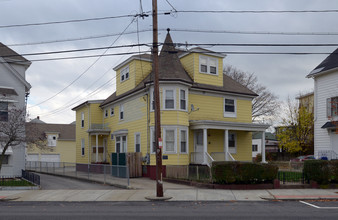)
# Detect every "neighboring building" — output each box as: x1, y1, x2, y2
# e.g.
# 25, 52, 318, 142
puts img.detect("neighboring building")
296, 92, 314, 114
252, 132, 279, 159
307, 48, 338, 159
72, 32, 269, 179
26, 117, 76, 164
0, 42, 32, 177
